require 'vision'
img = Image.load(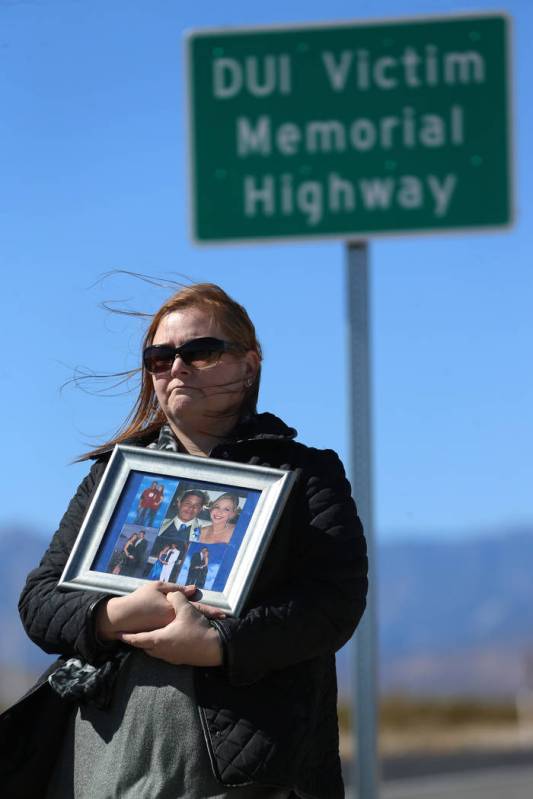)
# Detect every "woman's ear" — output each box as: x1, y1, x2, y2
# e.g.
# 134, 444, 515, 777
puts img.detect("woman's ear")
243, 351, 260, 382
